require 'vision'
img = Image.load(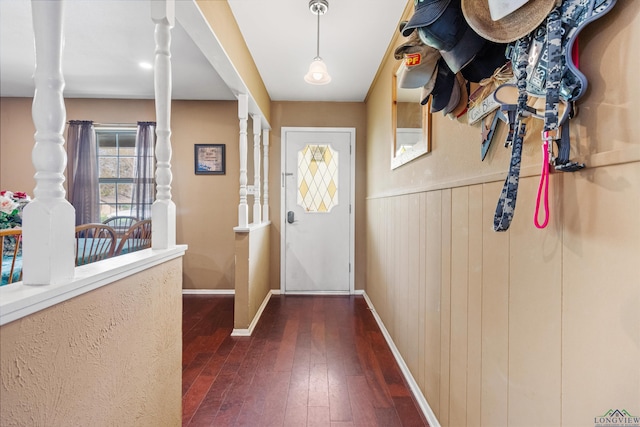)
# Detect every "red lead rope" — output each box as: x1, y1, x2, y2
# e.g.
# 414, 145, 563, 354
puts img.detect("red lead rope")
534, 135, 550, 229
534, 37, 580, 229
